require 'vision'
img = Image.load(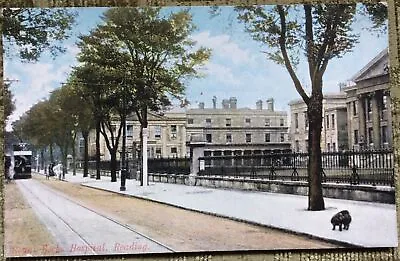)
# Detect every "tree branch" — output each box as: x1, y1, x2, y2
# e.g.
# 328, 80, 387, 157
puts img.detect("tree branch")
304, 5, 316, 82
277, 5, 310, 104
